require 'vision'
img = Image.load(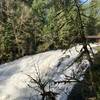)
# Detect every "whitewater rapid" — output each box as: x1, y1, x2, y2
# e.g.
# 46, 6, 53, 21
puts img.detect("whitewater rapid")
0, 44, 99, 100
